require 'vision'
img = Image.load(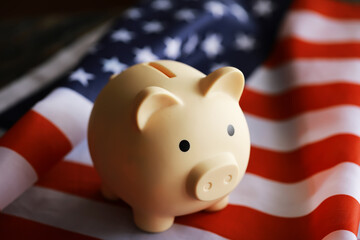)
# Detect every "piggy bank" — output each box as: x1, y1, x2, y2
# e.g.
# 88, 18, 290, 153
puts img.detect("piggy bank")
88, 60, 250, 232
